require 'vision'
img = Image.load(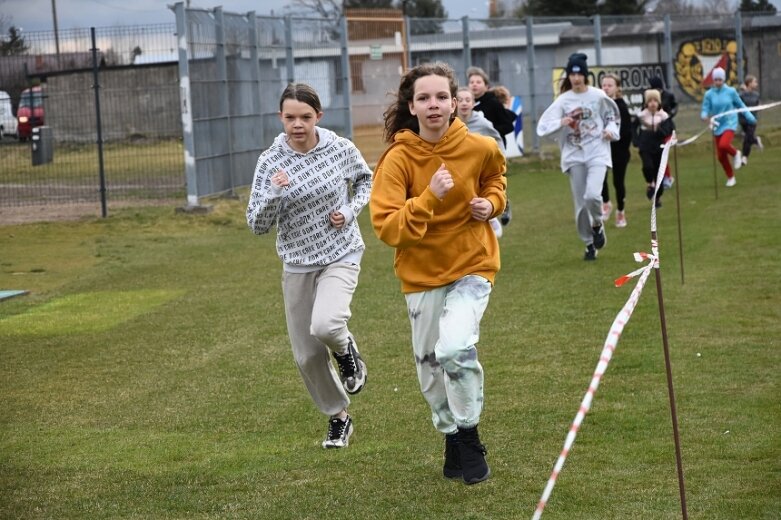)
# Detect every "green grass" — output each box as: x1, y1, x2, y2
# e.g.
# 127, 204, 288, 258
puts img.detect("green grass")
1, 135, 780, 519
0, 139, 185, 203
